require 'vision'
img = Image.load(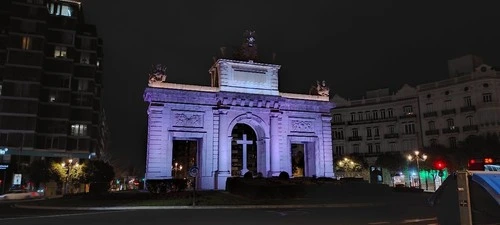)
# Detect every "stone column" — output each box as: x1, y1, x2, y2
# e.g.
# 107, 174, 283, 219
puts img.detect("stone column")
269, 112, 281, 176
217, 109, 230, 189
